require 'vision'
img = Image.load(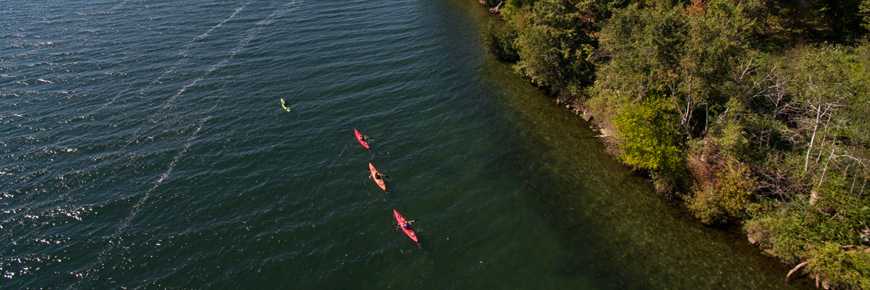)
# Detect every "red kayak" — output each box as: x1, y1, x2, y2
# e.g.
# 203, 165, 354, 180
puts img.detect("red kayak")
354, 129, 369, 149
369, 162, 386, 191
394, 209, 418, 242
